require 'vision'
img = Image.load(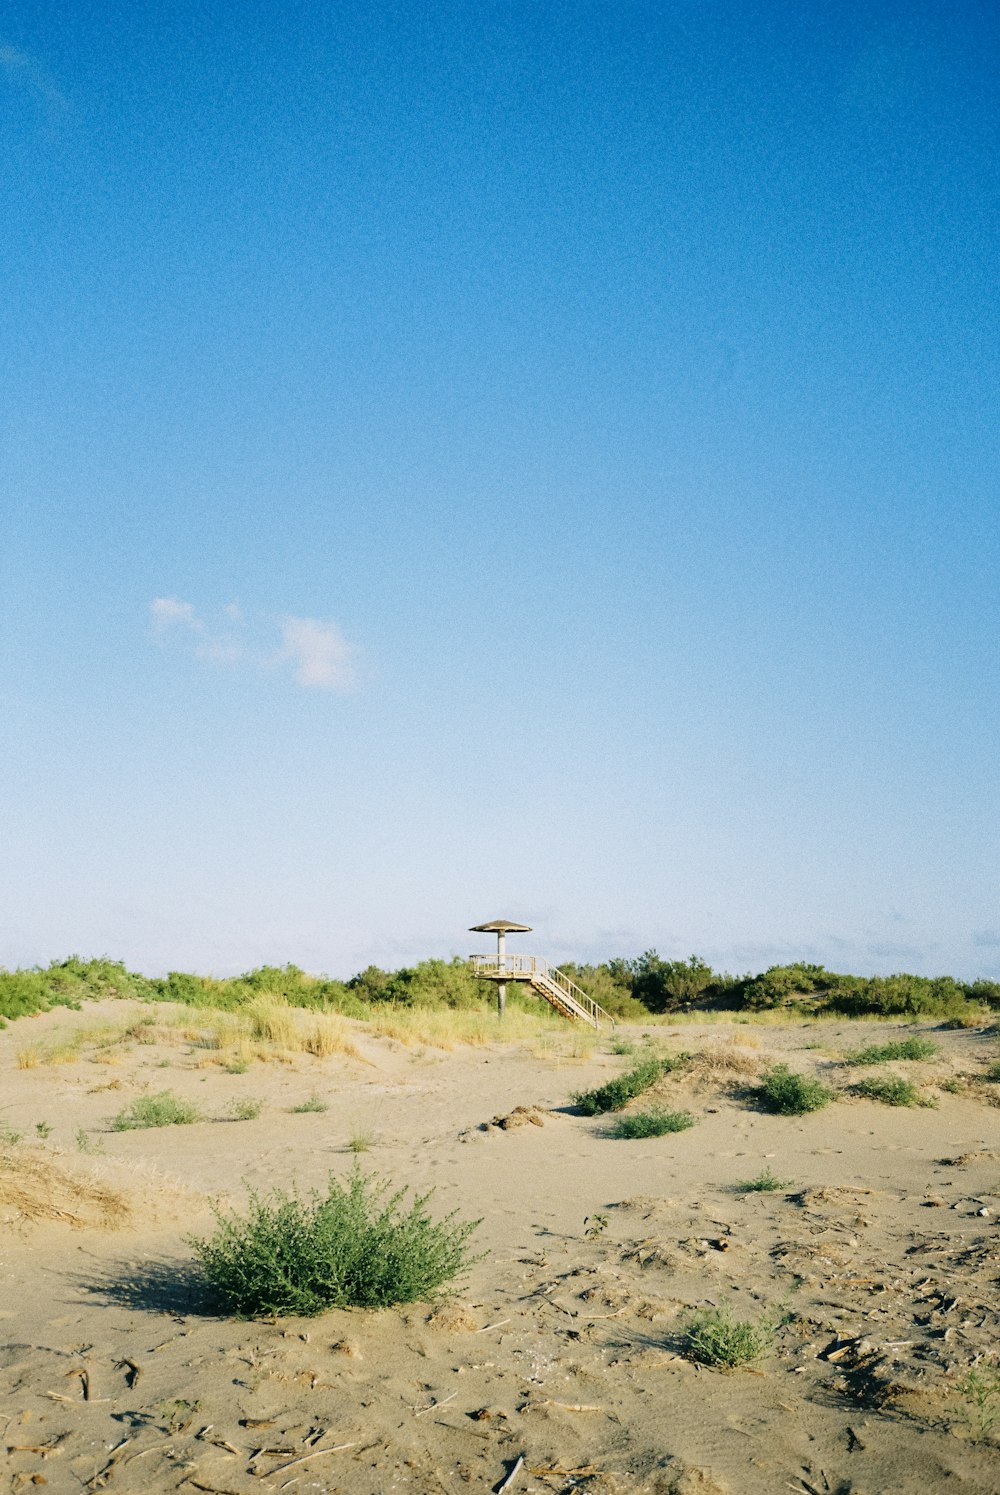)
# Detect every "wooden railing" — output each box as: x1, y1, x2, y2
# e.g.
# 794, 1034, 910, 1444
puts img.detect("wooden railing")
470, 954, 614, 1028
470, 954, 543, 978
